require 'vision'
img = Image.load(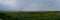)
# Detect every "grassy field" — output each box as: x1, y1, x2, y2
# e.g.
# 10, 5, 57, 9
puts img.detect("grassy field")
0, 11, 60, 20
